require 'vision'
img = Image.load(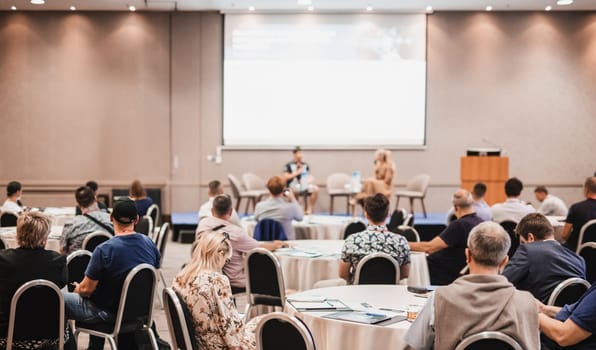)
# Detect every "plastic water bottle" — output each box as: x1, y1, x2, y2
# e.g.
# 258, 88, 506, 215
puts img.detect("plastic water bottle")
300, 169, 309, 192
352, 171, 361, 192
